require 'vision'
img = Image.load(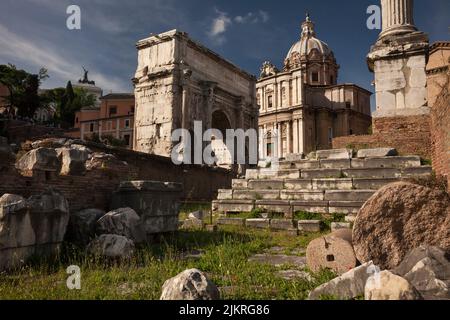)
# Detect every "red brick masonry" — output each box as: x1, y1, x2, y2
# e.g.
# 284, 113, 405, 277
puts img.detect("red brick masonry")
430, 80, 450, 188
333, 114, 432, 160
0, 141, 234, 212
